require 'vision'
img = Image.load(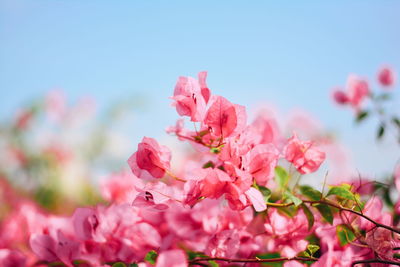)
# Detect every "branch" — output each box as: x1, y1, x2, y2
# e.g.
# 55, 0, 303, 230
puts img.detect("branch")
267, 199, 400, 235
352, 258, 400, 266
